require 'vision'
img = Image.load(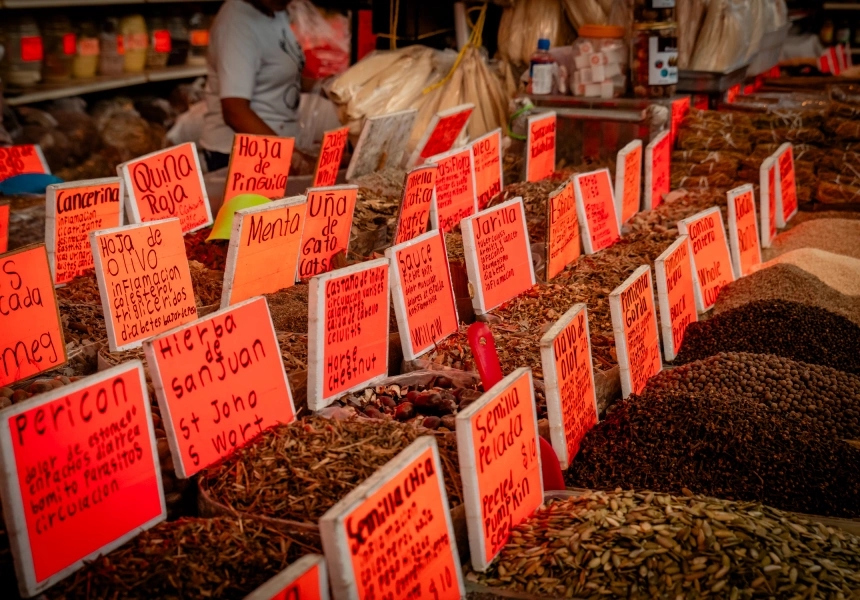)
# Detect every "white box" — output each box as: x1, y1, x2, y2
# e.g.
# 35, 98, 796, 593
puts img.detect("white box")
600, 81, 615, 98
585, 83, 602, 97
591, 64, 606, 83
574, 54, 591, 70
577, 41, 594, 55
604, 47, 625, 65
590, 52, 606, 66
604, 62, 622, 79
580, 68, 594, 84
